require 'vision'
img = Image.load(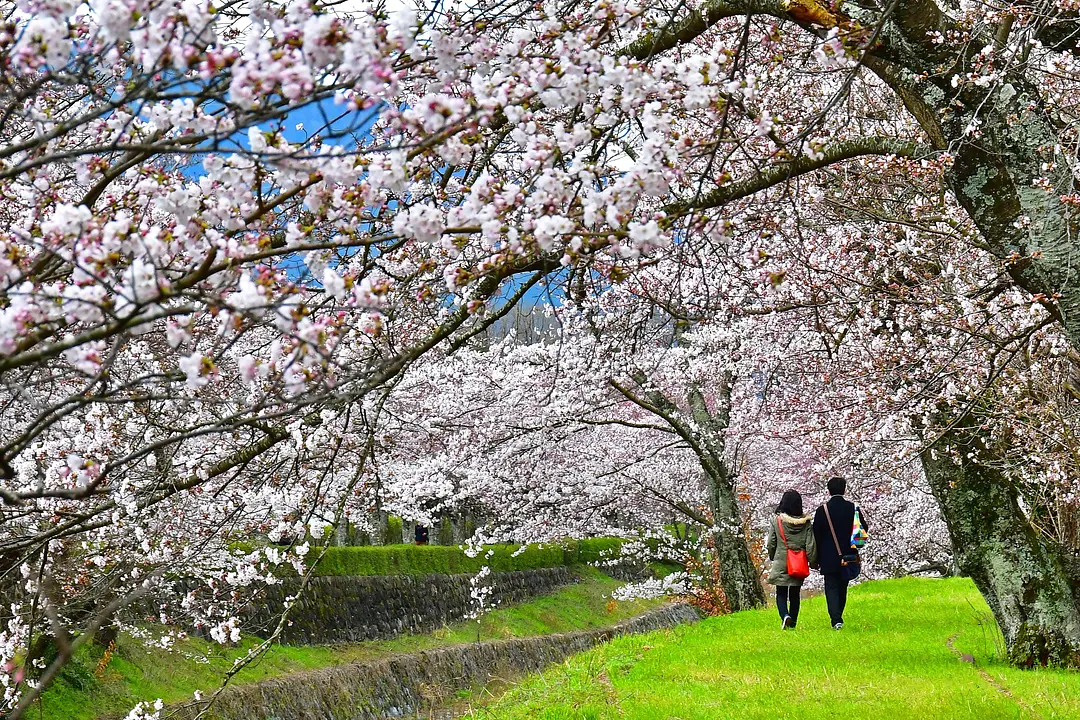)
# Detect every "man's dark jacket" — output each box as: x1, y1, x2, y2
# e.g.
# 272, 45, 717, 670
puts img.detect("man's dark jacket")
812, 495, 869, 575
